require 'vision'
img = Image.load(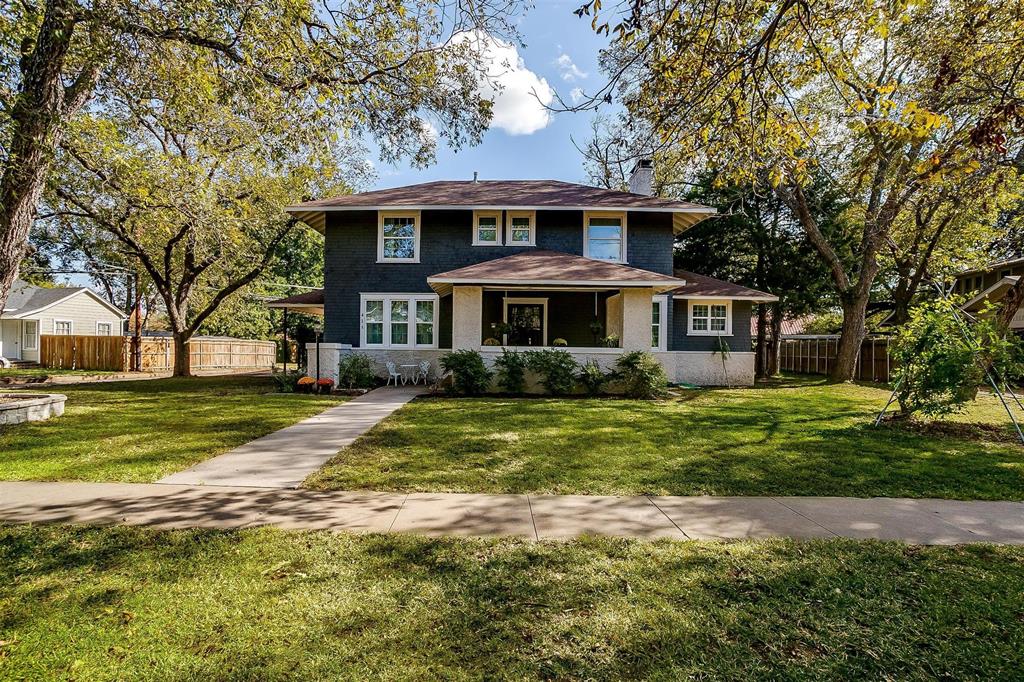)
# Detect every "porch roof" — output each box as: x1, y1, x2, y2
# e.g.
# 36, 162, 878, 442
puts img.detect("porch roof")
668, 270, 778, 301
266, 289, 325, 315
427, 250, 686, 296
963, 275, 1019, 312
